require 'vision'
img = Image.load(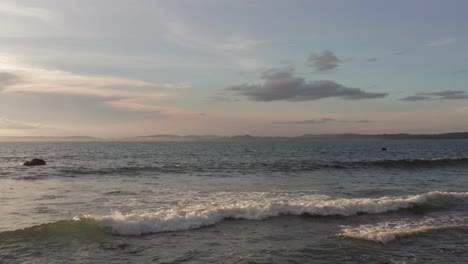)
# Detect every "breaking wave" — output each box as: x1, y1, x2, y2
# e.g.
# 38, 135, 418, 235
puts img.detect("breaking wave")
93, 191, 467, 235
2, 191, 466, 238
7, 191, 467, 238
